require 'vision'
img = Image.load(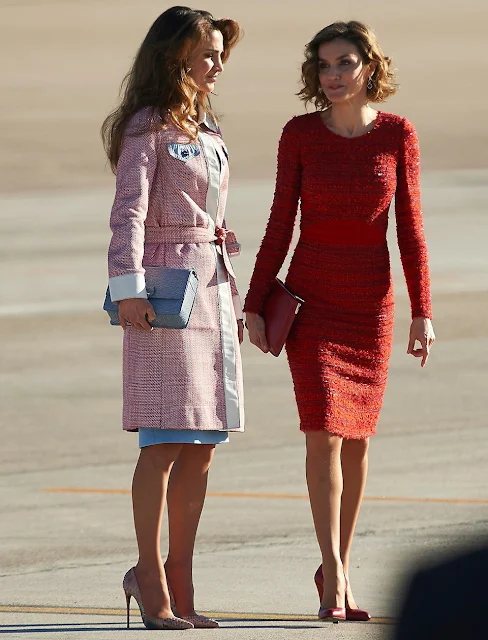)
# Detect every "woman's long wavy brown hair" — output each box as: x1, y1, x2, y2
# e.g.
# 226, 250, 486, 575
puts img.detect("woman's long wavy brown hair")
298, 20, 398, 111
101, 6, 241, 172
